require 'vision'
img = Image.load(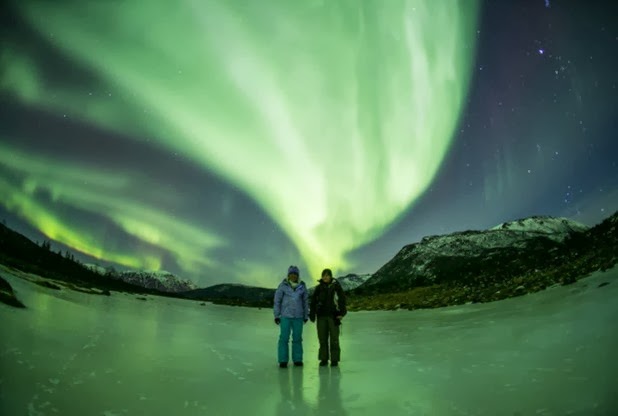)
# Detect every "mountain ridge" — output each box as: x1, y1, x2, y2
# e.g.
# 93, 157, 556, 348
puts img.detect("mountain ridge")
349, 212, 617, 310
180, 273, 373, 307
358, 216, 590, 293
84, 265, 198, 293
1, 211, 616, 310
